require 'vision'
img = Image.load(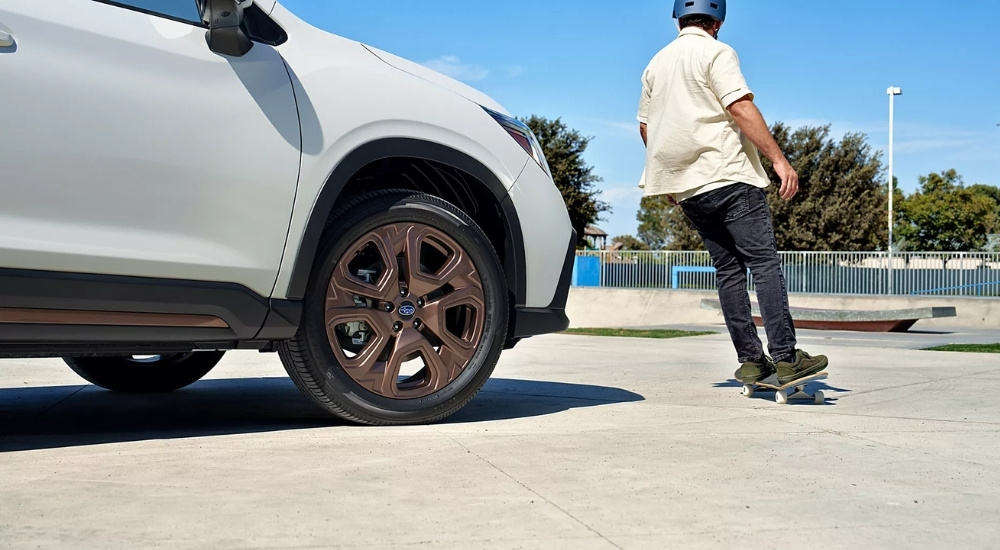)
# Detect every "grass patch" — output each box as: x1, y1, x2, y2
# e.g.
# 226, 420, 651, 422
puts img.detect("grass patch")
924, 343, 1000, 354
562, 328, 715, 339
